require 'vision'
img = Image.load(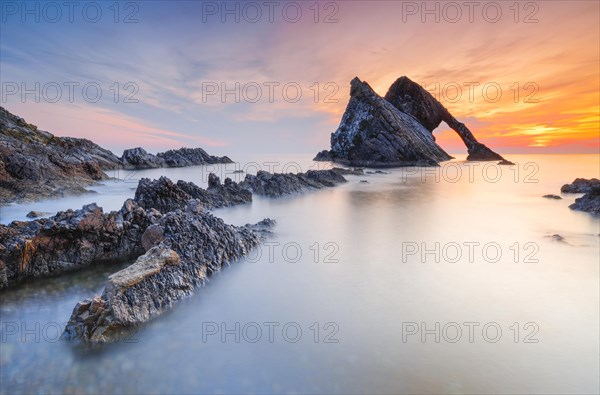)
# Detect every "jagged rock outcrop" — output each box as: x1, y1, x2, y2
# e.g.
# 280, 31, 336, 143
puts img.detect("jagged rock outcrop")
560, 178, 600, 193
0, 106, 123, 205
134, 174, 252, 213
62, 203, 274, 342
569, 186, 600, 215
315, 76, 506, 166
384, 76, 504, 161
121, 147, 233, 170
0, 174, 254, 289
0, 201, 160, 289
315, 78, 453, 167
240, 170, 347, 198
120, 147, 163, 169
157, 147, 233, 167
